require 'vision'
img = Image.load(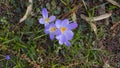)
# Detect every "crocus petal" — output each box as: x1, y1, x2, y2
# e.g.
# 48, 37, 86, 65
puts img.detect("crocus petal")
50, 34, 54, 40
54, 29, 61, 35
57, 35, 65, 45
49, 16, 56, 23
55, 19, 62, 28
64, 30, 73, 40
59, 40, 63, 45
44, 25, 50, 34
57, 34, 66, 43
39, 18, 45, 24
62, 19, 69, 25
44, 23, 49, 26
44, 29, 49, 34
64, 40, 71, 46
56, 34, 61, 40
42, 8, 48, 18
50, 23, 55, 27
68, 22, 78, 30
